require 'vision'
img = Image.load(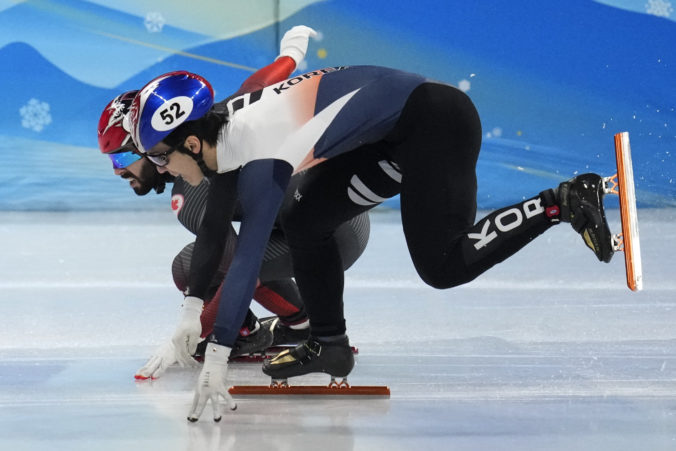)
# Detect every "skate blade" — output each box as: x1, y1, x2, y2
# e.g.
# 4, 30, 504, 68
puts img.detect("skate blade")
228, 384, 390, 397
603, 132, 643, 291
